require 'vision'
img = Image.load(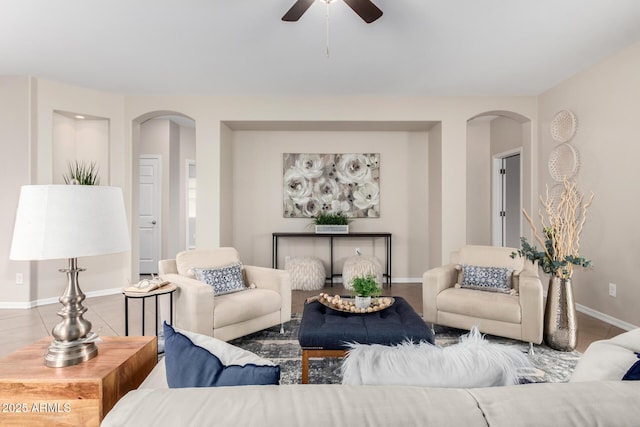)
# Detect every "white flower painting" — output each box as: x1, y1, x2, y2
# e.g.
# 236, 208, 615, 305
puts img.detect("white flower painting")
283, 153, 380, 218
